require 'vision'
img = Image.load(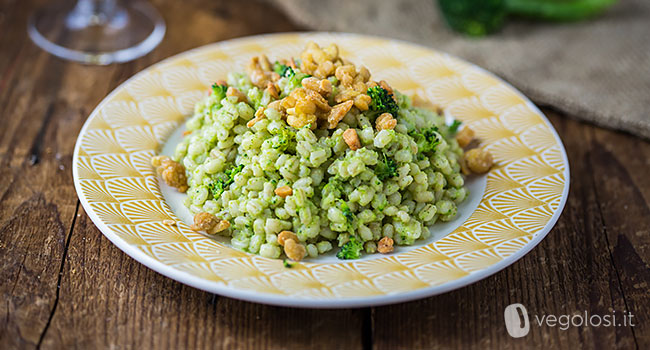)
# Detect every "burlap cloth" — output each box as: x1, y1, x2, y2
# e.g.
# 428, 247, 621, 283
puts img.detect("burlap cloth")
264, 0, 650, 139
